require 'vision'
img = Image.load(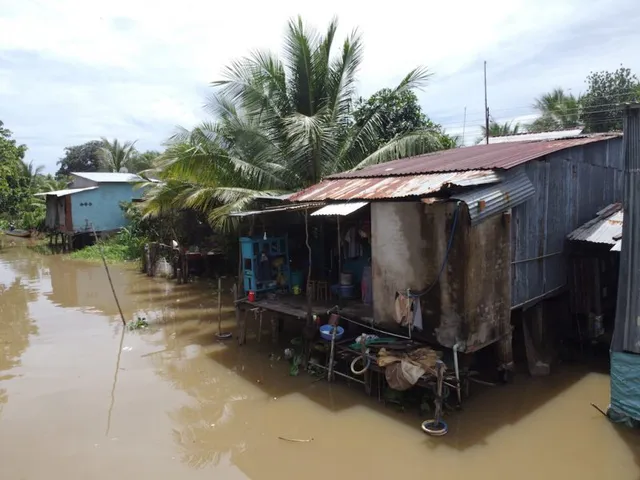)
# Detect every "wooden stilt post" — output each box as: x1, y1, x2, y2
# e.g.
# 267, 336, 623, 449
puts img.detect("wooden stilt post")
255, 309, 262, 343
303, 209, 313, 367
239, 310, 248, 345
270, 314, 278, 344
